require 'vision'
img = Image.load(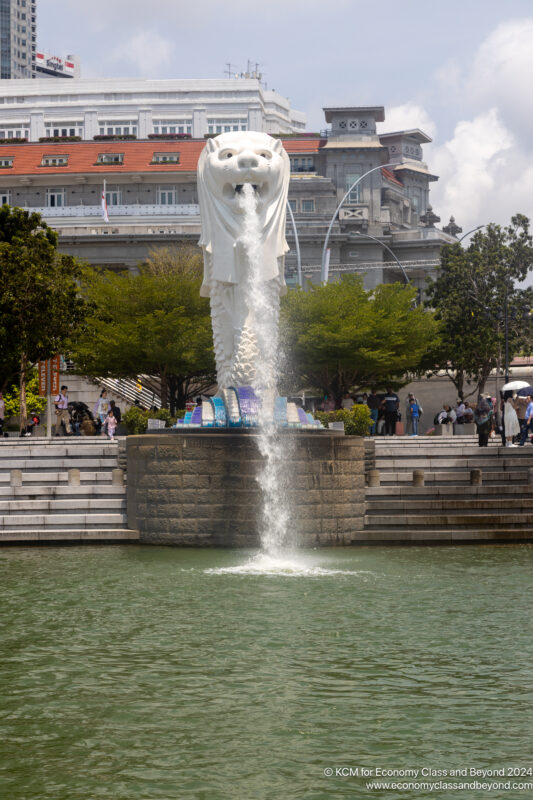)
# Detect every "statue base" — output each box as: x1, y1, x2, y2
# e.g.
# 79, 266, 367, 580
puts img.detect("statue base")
126, 431, 366, 547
